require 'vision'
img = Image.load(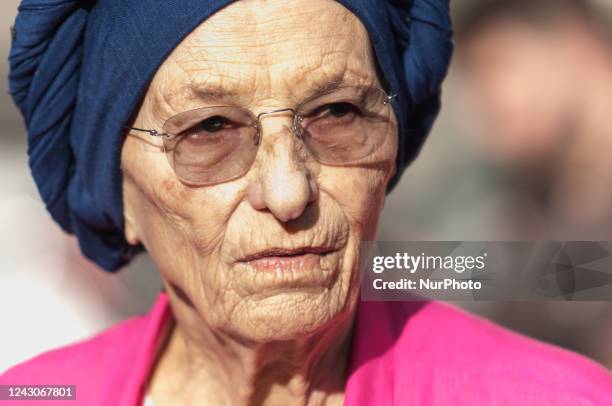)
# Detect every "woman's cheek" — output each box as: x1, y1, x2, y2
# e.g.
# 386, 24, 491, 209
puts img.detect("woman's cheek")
320, 166, 388, 236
